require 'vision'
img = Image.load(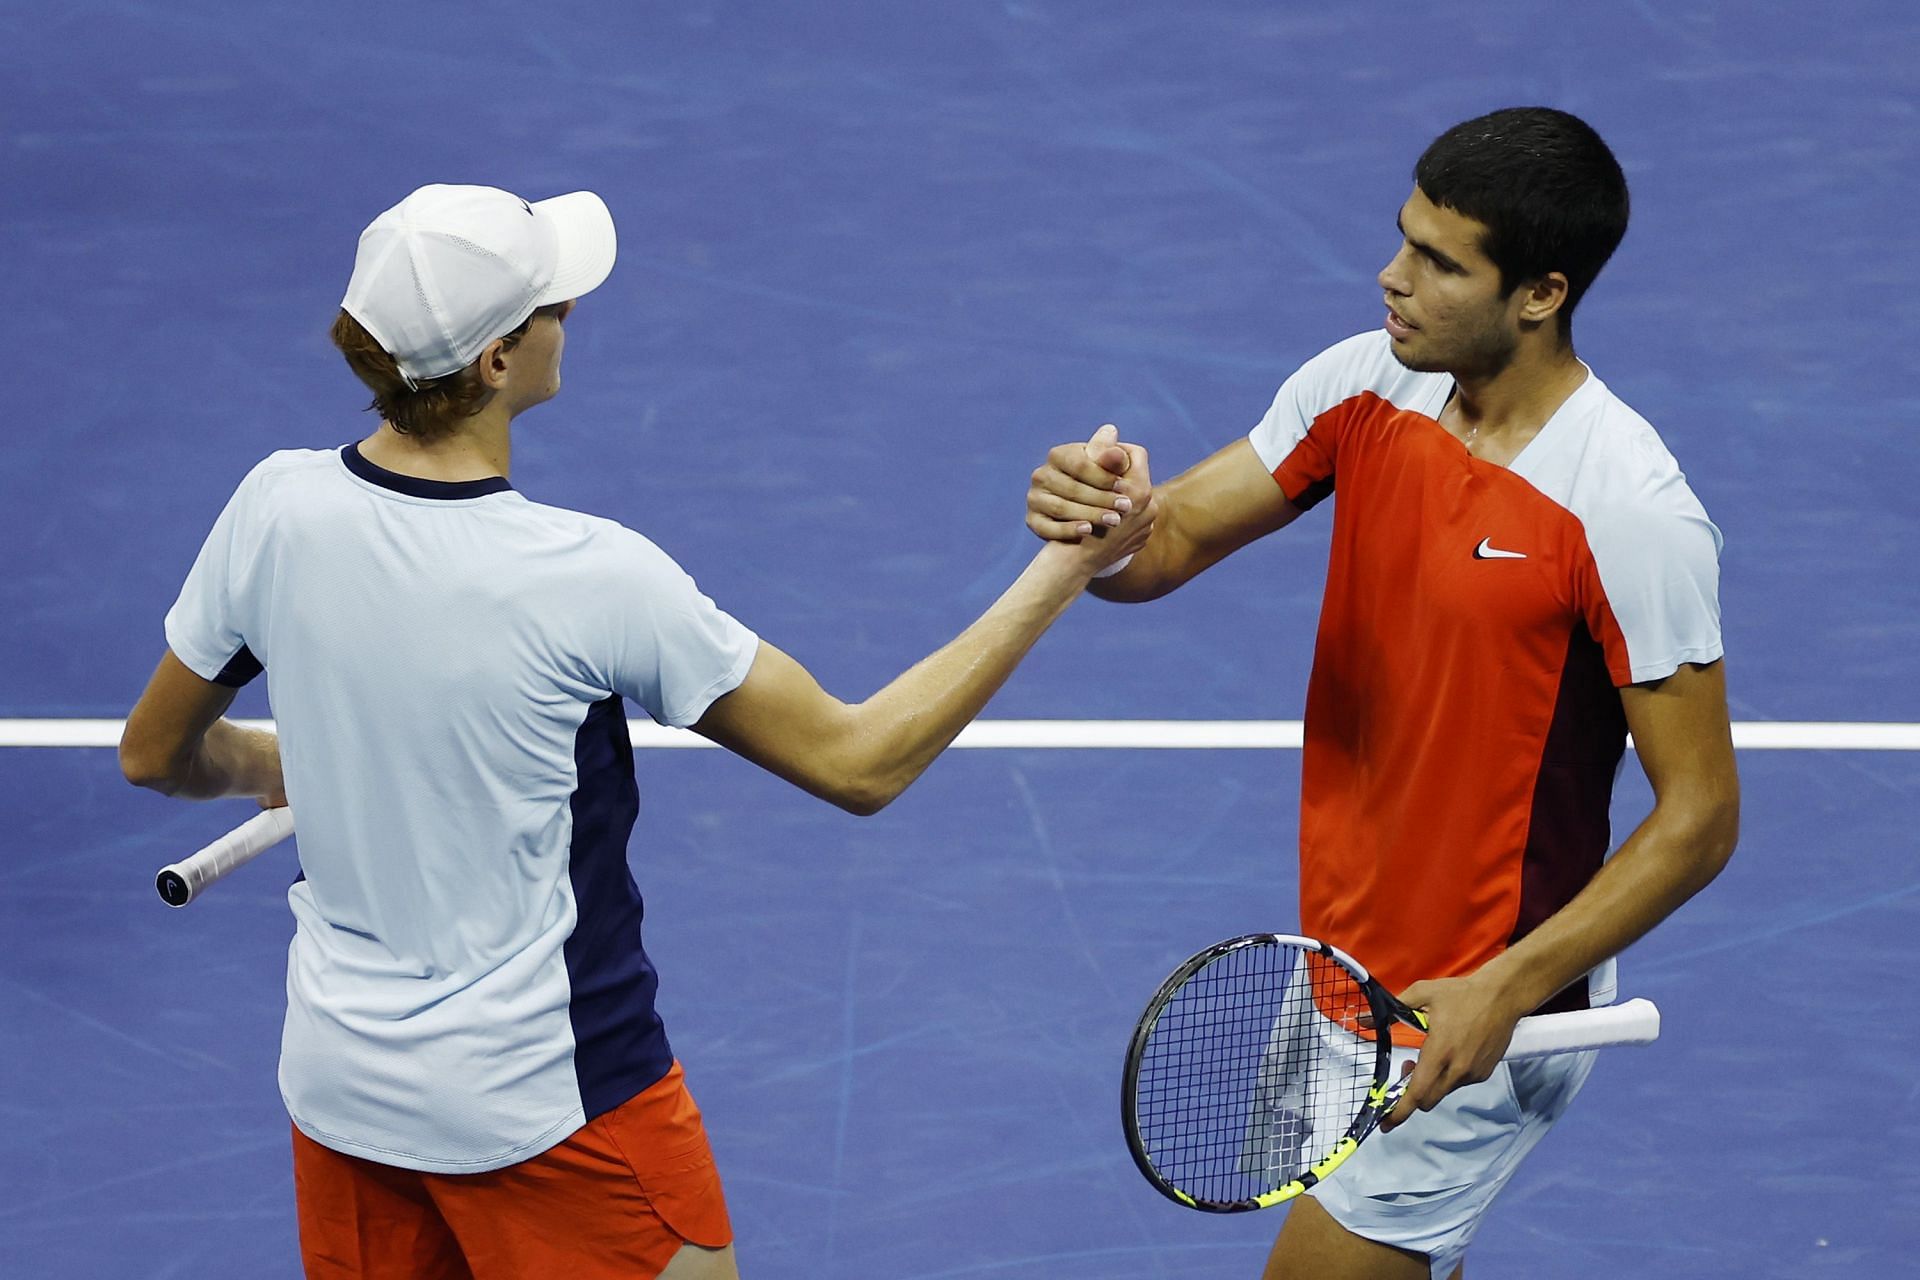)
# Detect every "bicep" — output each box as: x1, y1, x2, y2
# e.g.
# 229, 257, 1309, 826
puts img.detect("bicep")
1150, 438, 1304, 590
121, 650, 240, 781
690, 640, 858, 796
1620, 660, 1739, 829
